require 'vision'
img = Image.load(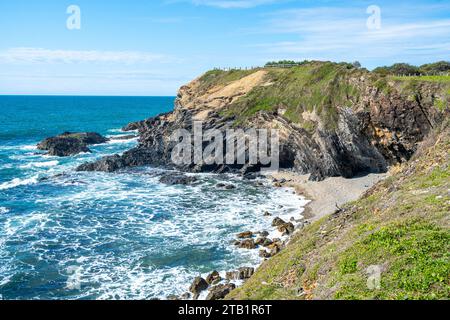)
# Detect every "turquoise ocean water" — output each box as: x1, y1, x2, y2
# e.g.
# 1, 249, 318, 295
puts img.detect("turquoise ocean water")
0, 96, 307, 300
